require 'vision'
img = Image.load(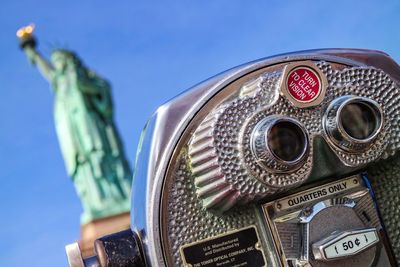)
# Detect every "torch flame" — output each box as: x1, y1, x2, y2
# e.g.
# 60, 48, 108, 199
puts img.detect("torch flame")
16, 24, 35, 38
